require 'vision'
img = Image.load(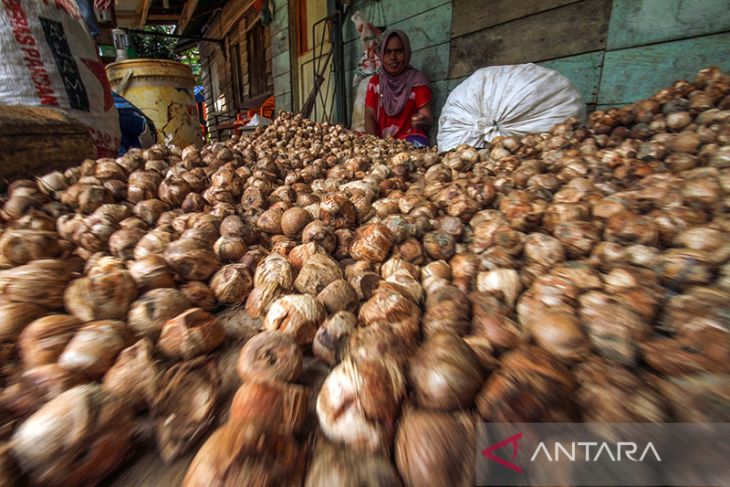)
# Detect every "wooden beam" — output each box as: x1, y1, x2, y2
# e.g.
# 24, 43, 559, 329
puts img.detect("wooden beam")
138, 0, 153, 27
148, 14, 180, 21
220, 0, 256, 38
177, 0, 199, 34
115, 12, 136, 20
147, 14, 179, 20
